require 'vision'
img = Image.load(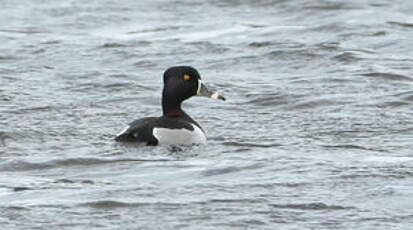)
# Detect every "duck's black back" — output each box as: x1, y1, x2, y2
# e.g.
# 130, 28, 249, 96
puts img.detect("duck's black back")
115, 117, 159, 145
